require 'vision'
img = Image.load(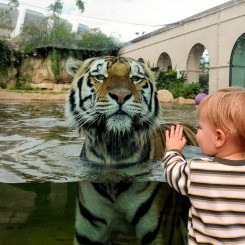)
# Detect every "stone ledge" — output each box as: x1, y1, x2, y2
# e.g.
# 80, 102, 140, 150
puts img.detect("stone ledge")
30, 83, 70, 92
0, 89, 67, 101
